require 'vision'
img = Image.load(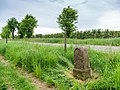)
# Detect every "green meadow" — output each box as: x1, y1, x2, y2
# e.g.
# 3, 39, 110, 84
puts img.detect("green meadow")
0, 41, 120, 90
16, 38, 120, 46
